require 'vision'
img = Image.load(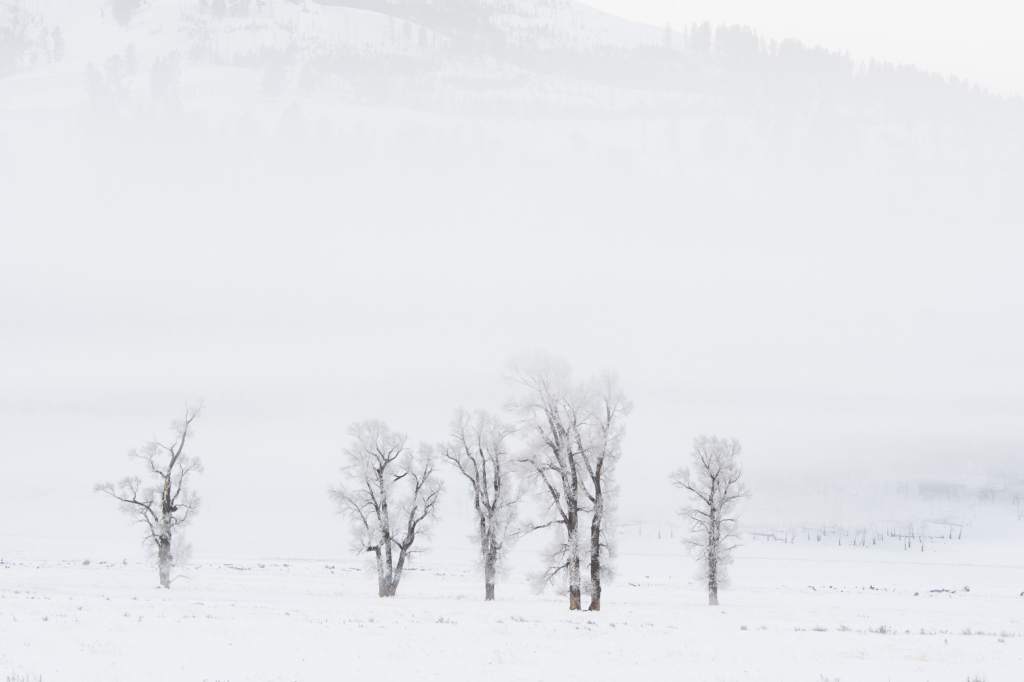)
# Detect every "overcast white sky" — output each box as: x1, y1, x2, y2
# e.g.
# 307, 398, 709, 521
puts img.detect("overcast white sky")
586, 0, 1024, 97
